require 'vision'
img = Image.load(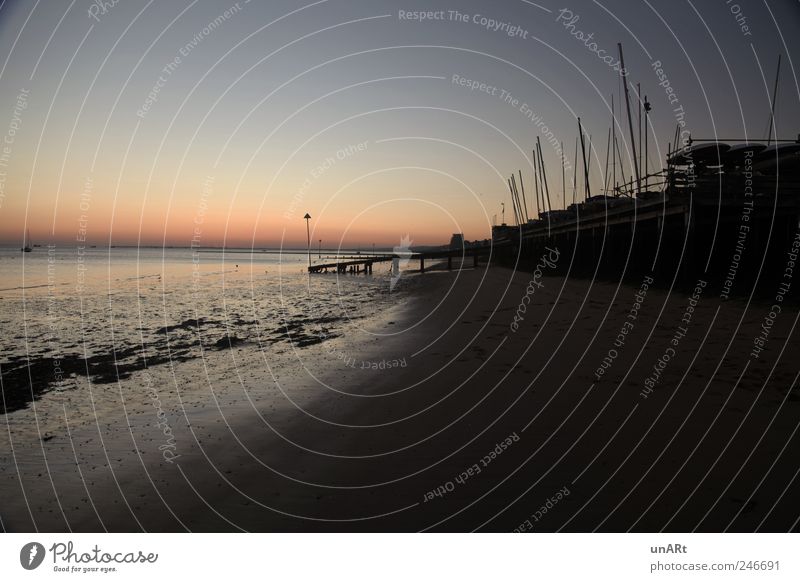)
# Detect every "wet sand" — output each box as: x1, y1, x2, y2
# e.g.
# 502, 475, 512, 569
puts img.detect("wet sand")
3, 264, 800, 532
